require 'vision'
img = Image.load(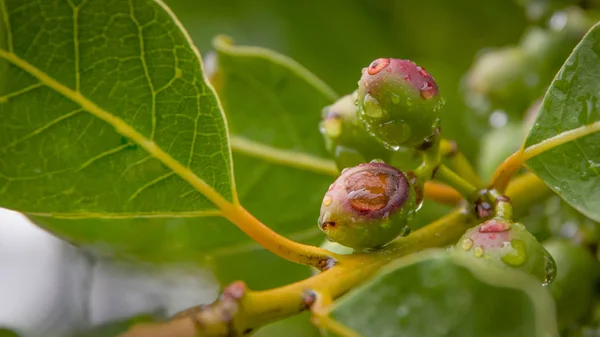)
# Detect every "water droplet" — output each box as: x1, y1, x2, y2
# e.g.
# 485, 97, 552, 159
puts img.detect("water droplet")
479, 219, 511, 233
403, 74, 411, 82
416, 66, 428, 78
363, 94, 384, 118
328, 183, 336, 191
580, 170, 590, 181
542, 250, 557, 286
377, 120, 411, 150
382, 143, 401, 151
322, 195, 333, 206
420, 82, 436, 100
369, 159, 385, 163
399, 226, 411, 237
367, 58, 391, 75
391, 94, 401, 104
473, 245, 484, 258
500, 239, 527, 266
462, 238, 474, 251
